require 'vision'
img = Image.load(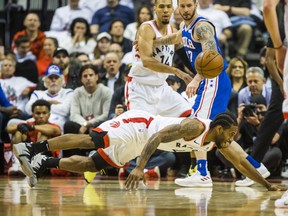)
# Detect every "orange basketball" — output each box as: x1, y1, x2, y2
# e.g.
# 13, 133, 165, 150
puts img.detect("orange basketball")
195, 50, 224, 79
